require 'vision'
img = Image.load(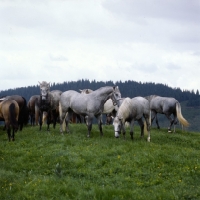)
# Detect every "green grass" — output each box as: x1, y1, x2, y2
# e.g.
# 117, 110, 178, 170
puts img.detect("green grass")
0, 123, 200, 200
